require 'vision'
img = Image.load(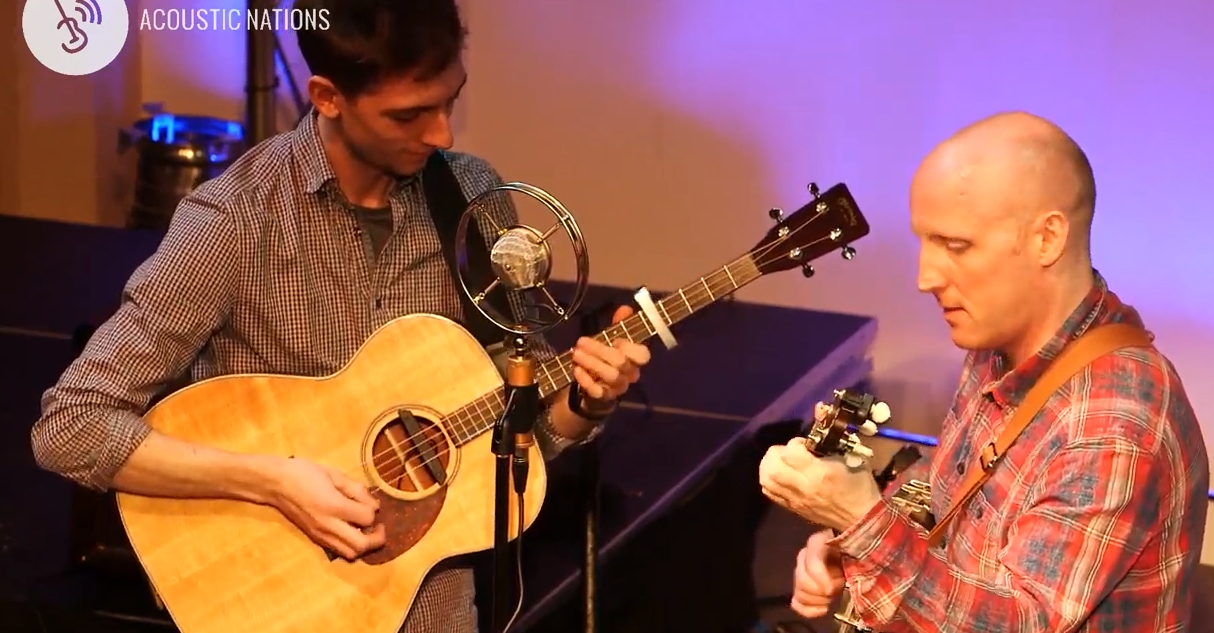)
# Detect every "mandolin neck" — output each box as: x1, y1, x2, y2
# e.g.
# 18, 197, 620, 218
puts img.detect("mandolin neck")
446, 252, 762, 447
